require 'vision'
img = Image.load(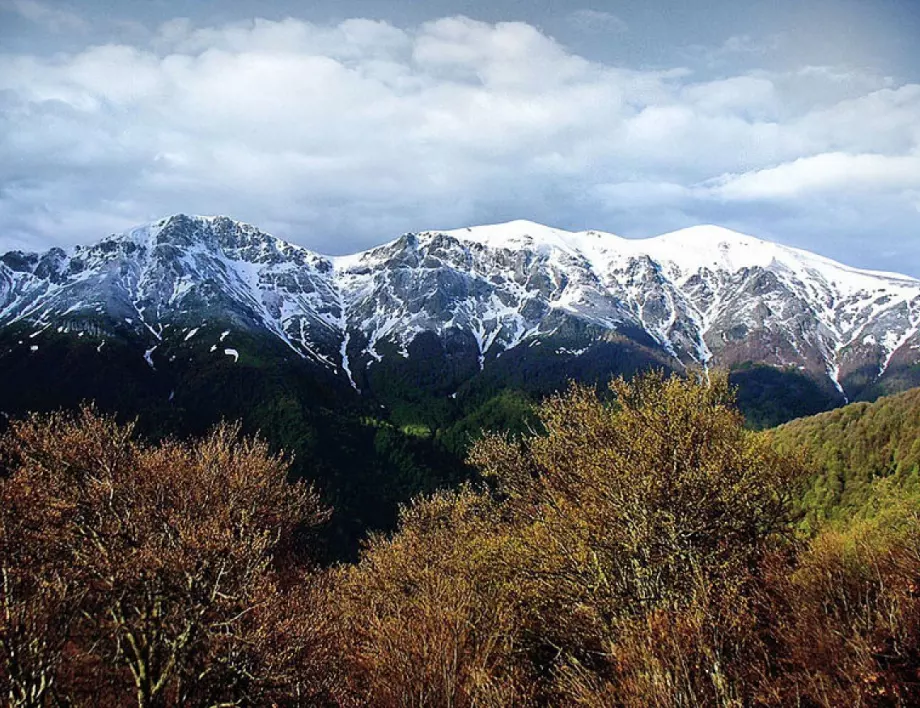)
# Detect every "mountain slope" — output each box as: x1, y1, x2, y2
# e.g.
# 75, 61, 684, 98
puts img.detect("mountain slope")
3, 214, 920, 413
4, 213, 920, 552
770, 386, 920, 529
